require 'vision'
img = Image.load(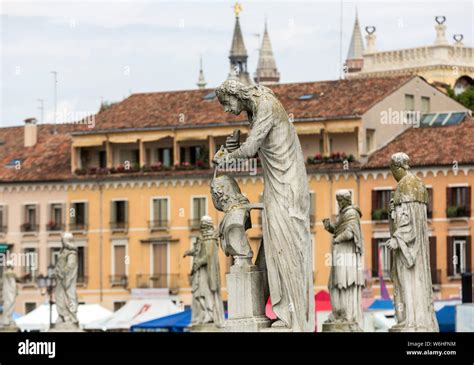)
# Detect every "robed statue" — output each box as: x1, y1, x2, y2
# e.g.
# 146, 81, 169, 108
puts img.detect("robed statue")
2, 263, 18, 328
